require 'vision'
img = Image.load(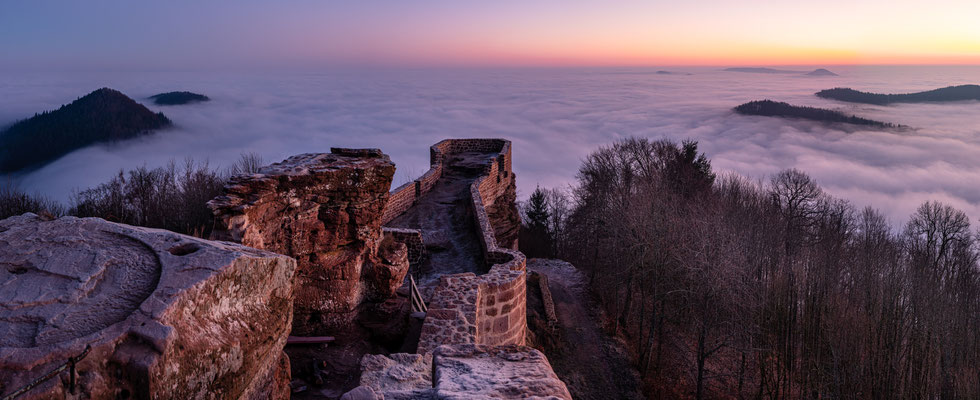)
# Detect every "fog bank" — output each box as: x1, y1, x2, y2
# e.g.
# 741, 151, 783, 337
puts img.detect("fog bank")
3, 66, 979, 225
